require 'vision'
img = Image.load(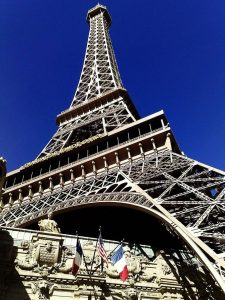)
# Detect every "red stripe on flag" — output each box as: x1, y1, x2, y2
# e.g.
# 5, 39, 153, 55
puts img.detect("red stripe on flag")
119, 265, 128, 282
97, 233, 108, 265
